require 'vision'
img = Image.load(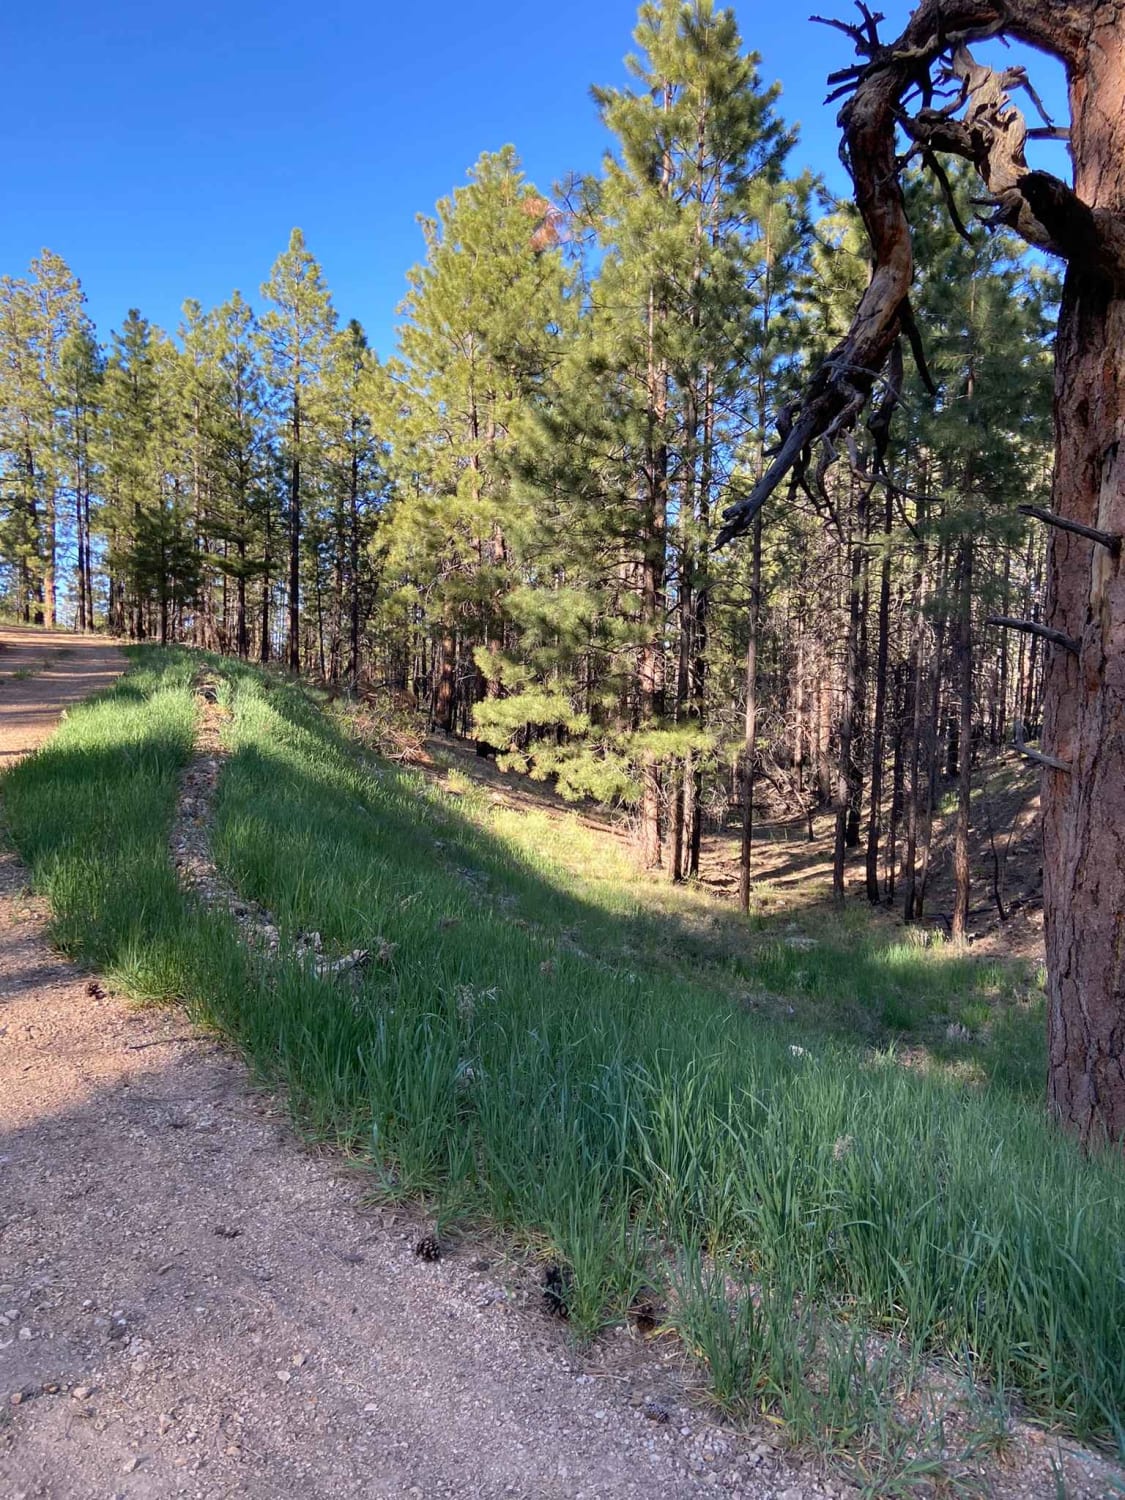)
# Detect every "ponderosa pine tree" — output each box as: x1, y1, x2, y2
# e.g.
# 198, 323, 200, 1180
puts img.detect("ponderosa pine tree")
261, 229, 337, 671
0, 251, 86, 624
322, 318, 383, 685
374, 146, 574, 732
58, 323, 103, 629
197, 292, 273, 658
100, 309, 158, 636
504, 0, 797, 867
902, 168, 1055, 940
0, 272, 44, 619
